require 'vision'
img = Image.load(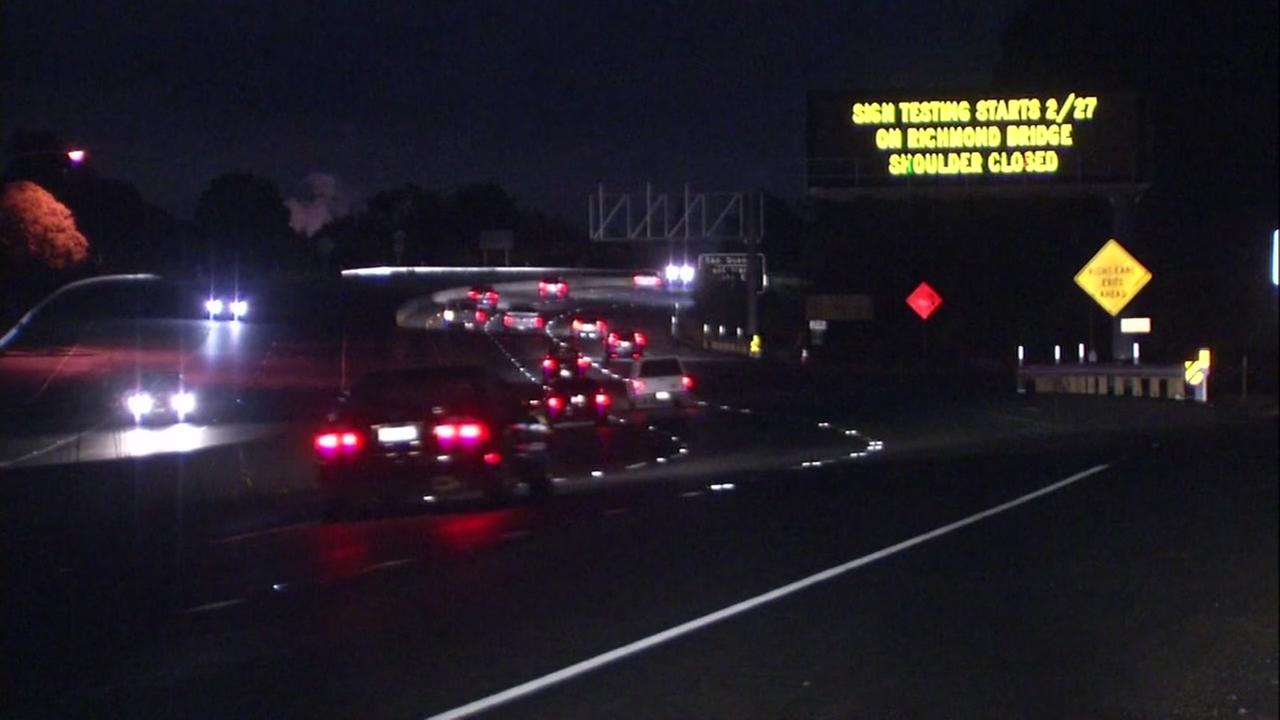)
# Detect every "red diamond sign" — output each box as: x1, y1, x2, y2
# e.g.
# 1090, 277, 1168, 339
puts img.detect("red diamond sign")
905, 282, 942, 320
